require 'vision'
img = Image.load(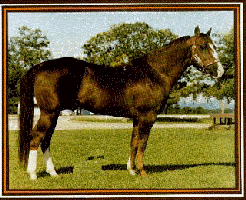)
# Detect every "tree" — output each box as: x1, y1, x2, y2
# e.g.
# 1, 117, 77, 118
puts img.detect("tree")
82, 22, 178, 67
8, 25, 51, 113
82, 23, 235, 113
202, 28, 235, 105
170, 28, 235, 114
166, 65, 209, 112
82, 22, 188, 110
81, 23, 211, 112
